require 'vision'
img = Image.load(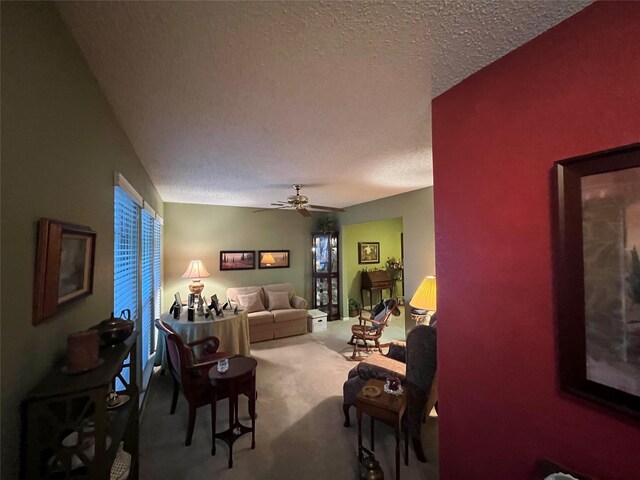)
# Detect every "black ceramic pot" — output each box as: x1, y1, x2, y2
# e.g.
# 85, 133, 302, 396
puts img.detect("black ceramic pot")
92, 309, 134, 347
